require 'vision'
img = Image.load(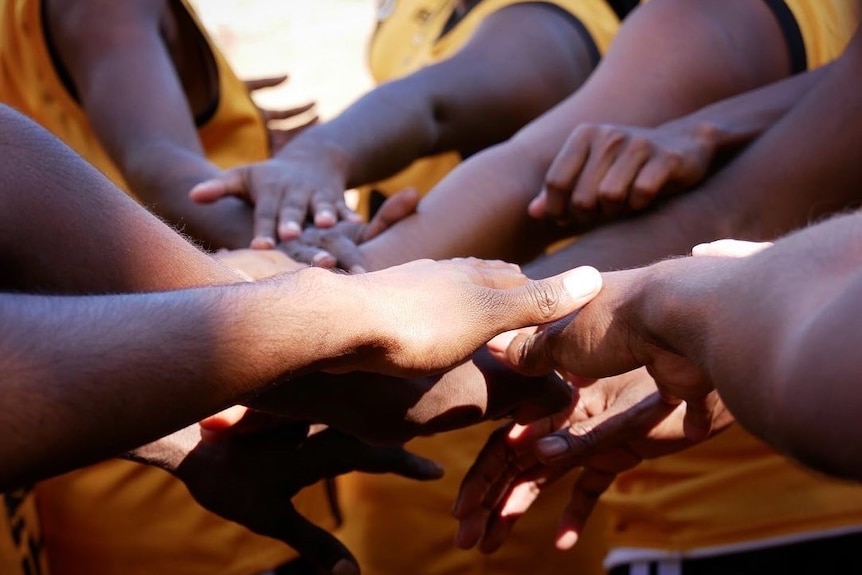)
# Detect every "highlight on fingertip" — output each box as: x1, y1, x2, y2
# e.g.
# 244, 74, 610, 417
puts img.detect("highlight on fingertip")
487, 330, 519, 354
250, 236, 276, 250
555, 529, 579, 550
562, 265, 602, 301
277, 221, 302, 240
